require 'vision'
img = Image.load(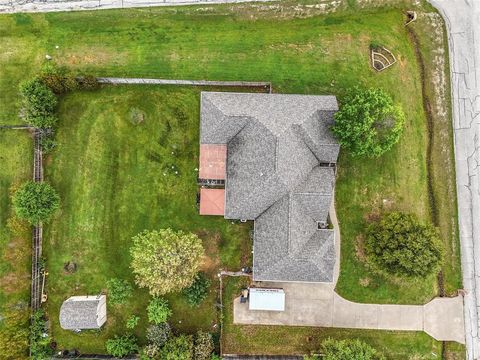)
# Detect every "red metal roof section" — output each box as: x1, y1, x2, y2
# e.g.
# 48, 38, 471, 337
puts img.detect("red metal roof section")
199, 144, 226, 180
199, 188, 225, 216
